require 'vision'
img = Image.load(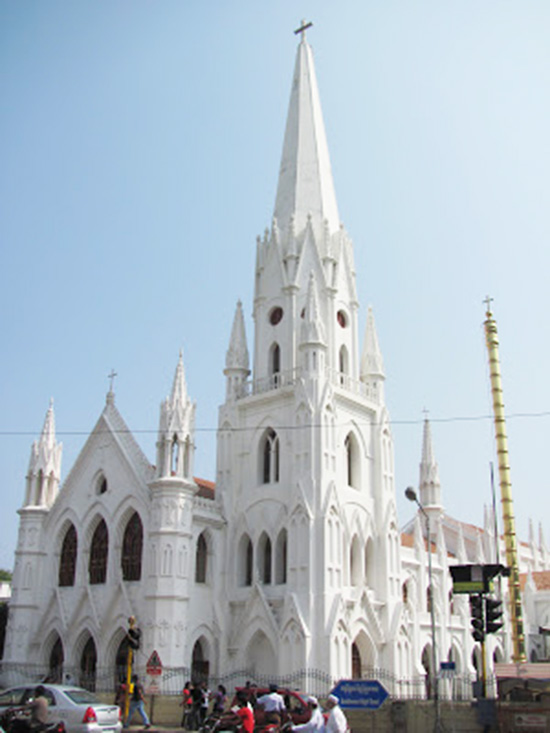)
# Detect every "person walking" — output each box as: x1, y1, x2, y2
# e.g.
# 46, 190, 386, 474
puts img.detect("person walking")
290, 697, 324, 733
124, 675, 151, 729
325, 695, 347, 733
